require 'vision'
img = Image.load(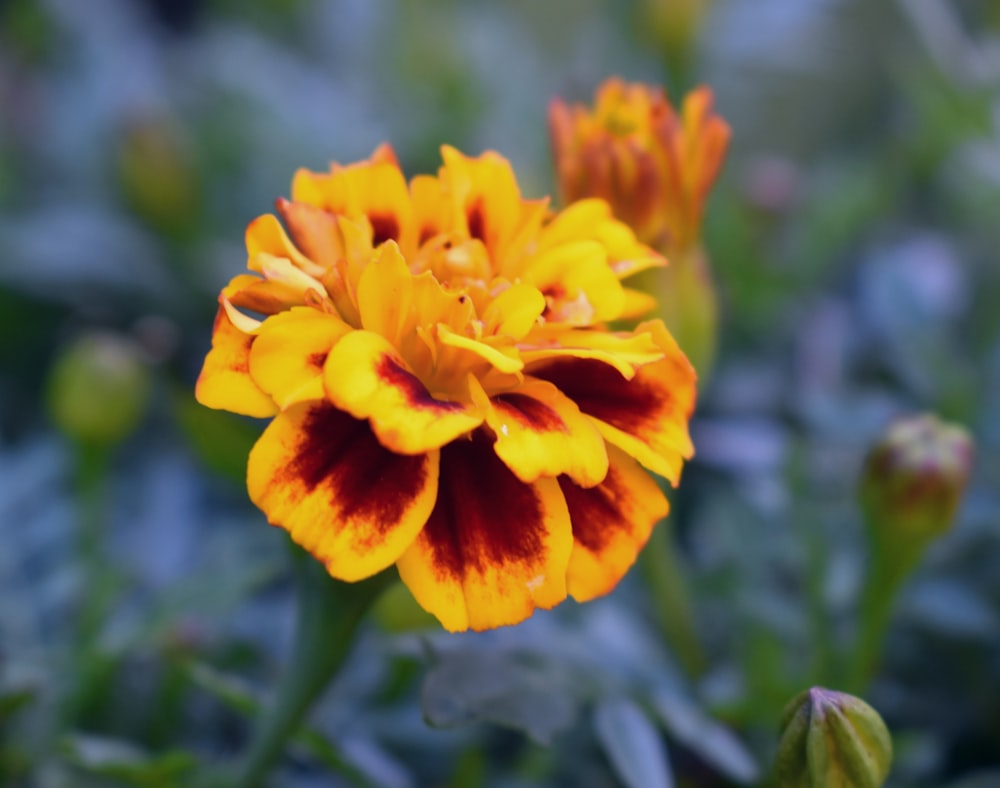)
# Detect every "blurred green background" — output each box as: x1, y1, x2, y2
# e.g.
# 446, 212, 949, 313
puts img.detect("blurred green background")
2, 0, 1000, 785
